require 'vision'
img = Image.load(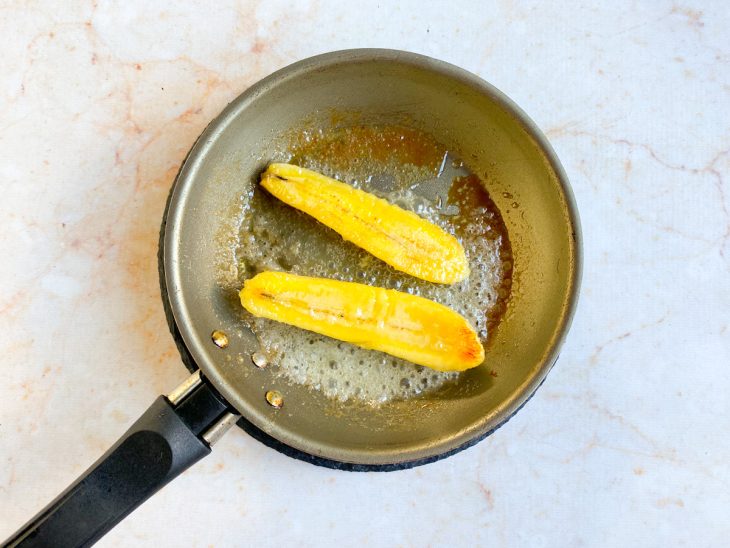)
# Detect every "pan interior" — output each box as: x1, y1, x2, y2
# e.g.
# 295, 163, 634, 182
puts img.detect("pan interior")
165, 50, 580, 465
225, 123, 512, 405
